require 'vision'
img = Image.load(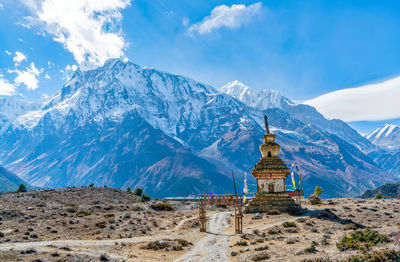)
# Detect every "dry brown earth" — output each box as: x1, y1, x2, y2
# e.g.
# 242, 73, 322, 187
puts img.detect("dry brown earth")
0, 188, 399, 261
